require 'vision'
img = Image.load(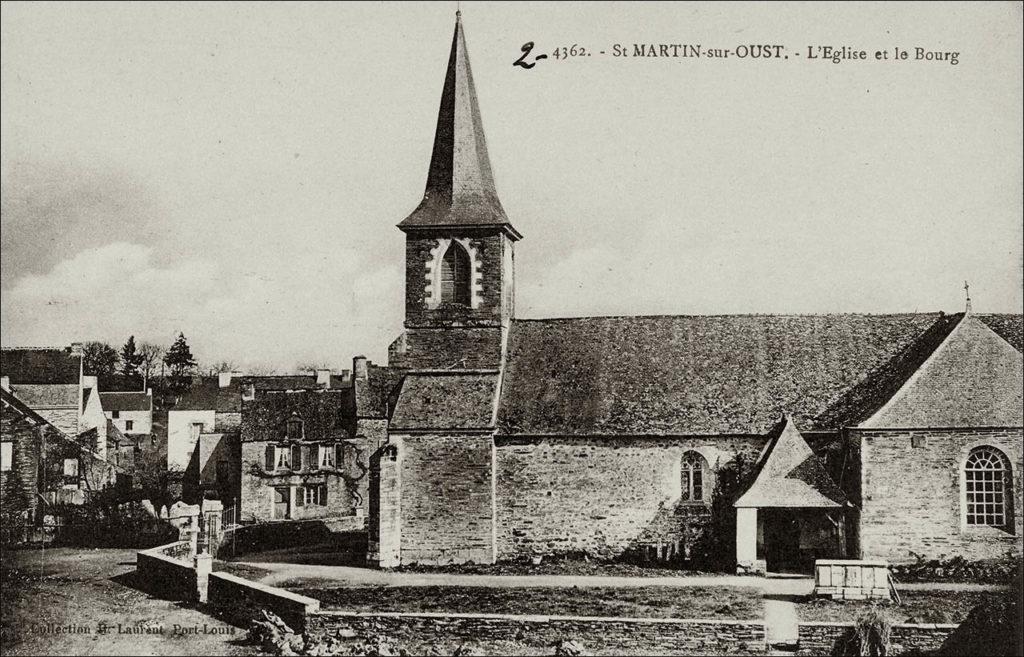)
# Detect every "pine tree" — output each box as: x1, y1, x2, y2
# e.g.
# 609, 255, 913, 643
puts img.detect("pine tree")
163, 332, 197, 391
120, 335, 145, 383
